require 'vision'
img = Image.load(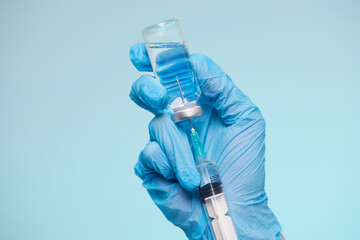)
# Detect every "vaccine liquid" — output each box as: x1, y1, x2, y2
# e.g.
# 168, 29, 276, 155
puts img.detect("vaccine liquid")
145, 42, 201, 108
